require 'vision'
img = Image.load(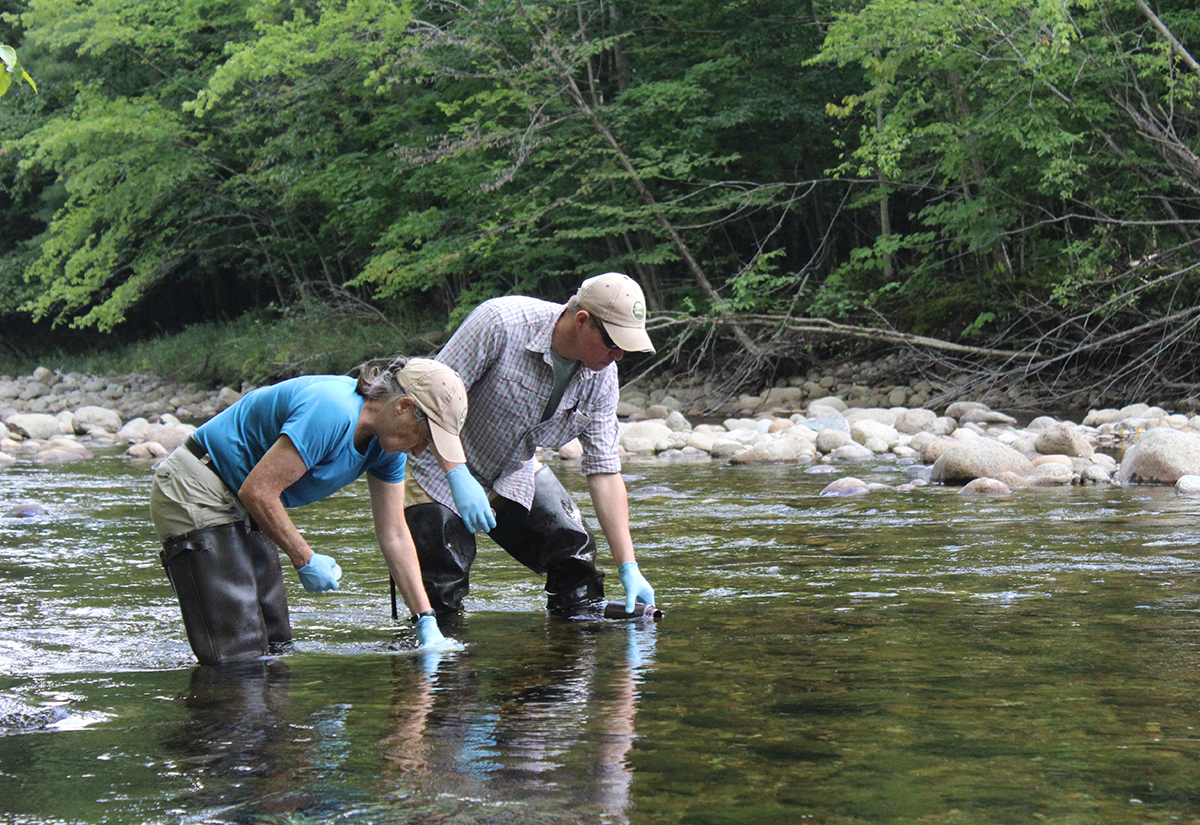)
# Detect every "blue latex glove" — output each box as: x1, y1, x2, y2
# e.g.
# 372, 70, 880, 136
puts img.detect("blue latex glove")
297, 552, 342, 593
445, 465, 496, 533
415, 614, 445, 647
618, 561, 655, 613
